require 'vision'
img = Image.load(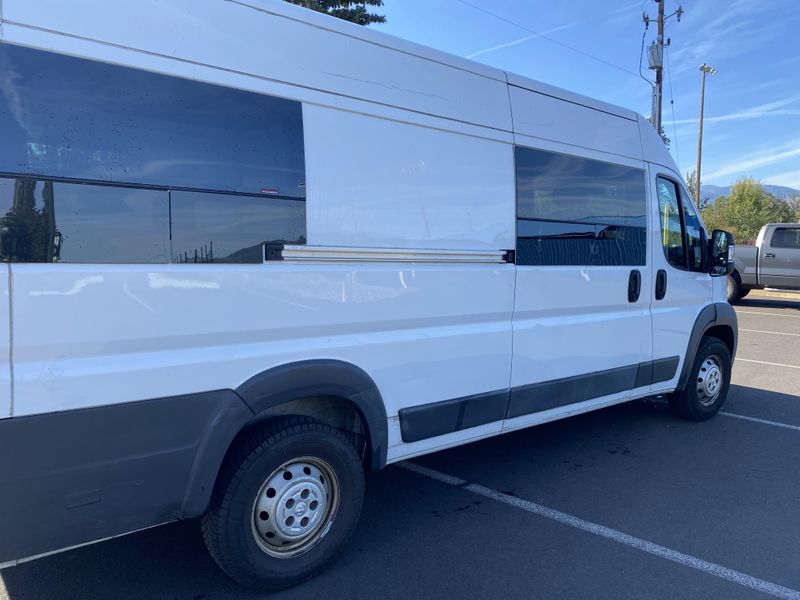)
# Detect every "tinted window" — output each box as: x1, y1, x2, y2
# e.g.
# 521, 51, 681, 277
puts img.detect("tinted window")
170, 191, 306, 263
0, 177, 169, 263
656, 178, 684, 269
517, 220, 646, 267
771, 228, 800, 249
515, 146, 647, 266
516, 146, 646, 227
680, 192, 705, 269
0, 43, 305, 197
656, 177, 706, 271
